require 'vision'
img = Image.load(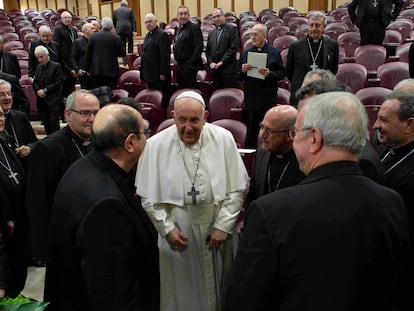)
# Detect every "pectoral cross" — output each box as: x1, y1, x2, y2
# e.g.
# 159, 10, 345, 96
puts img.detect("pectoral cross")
310, 63, 318, 70
8, 171, 19, 185
187, 185, 200, 205
372, 0, 379, 7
